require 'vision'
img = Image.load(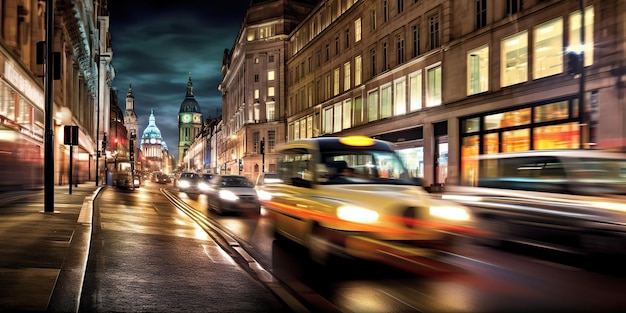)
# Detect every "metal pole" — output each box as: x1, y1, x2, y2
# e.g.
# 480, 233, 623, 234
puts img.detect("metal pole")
95, 61, 100, 186
579, 0, 586, 149
44, 0, 55, 212
69, 144, 73, 194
